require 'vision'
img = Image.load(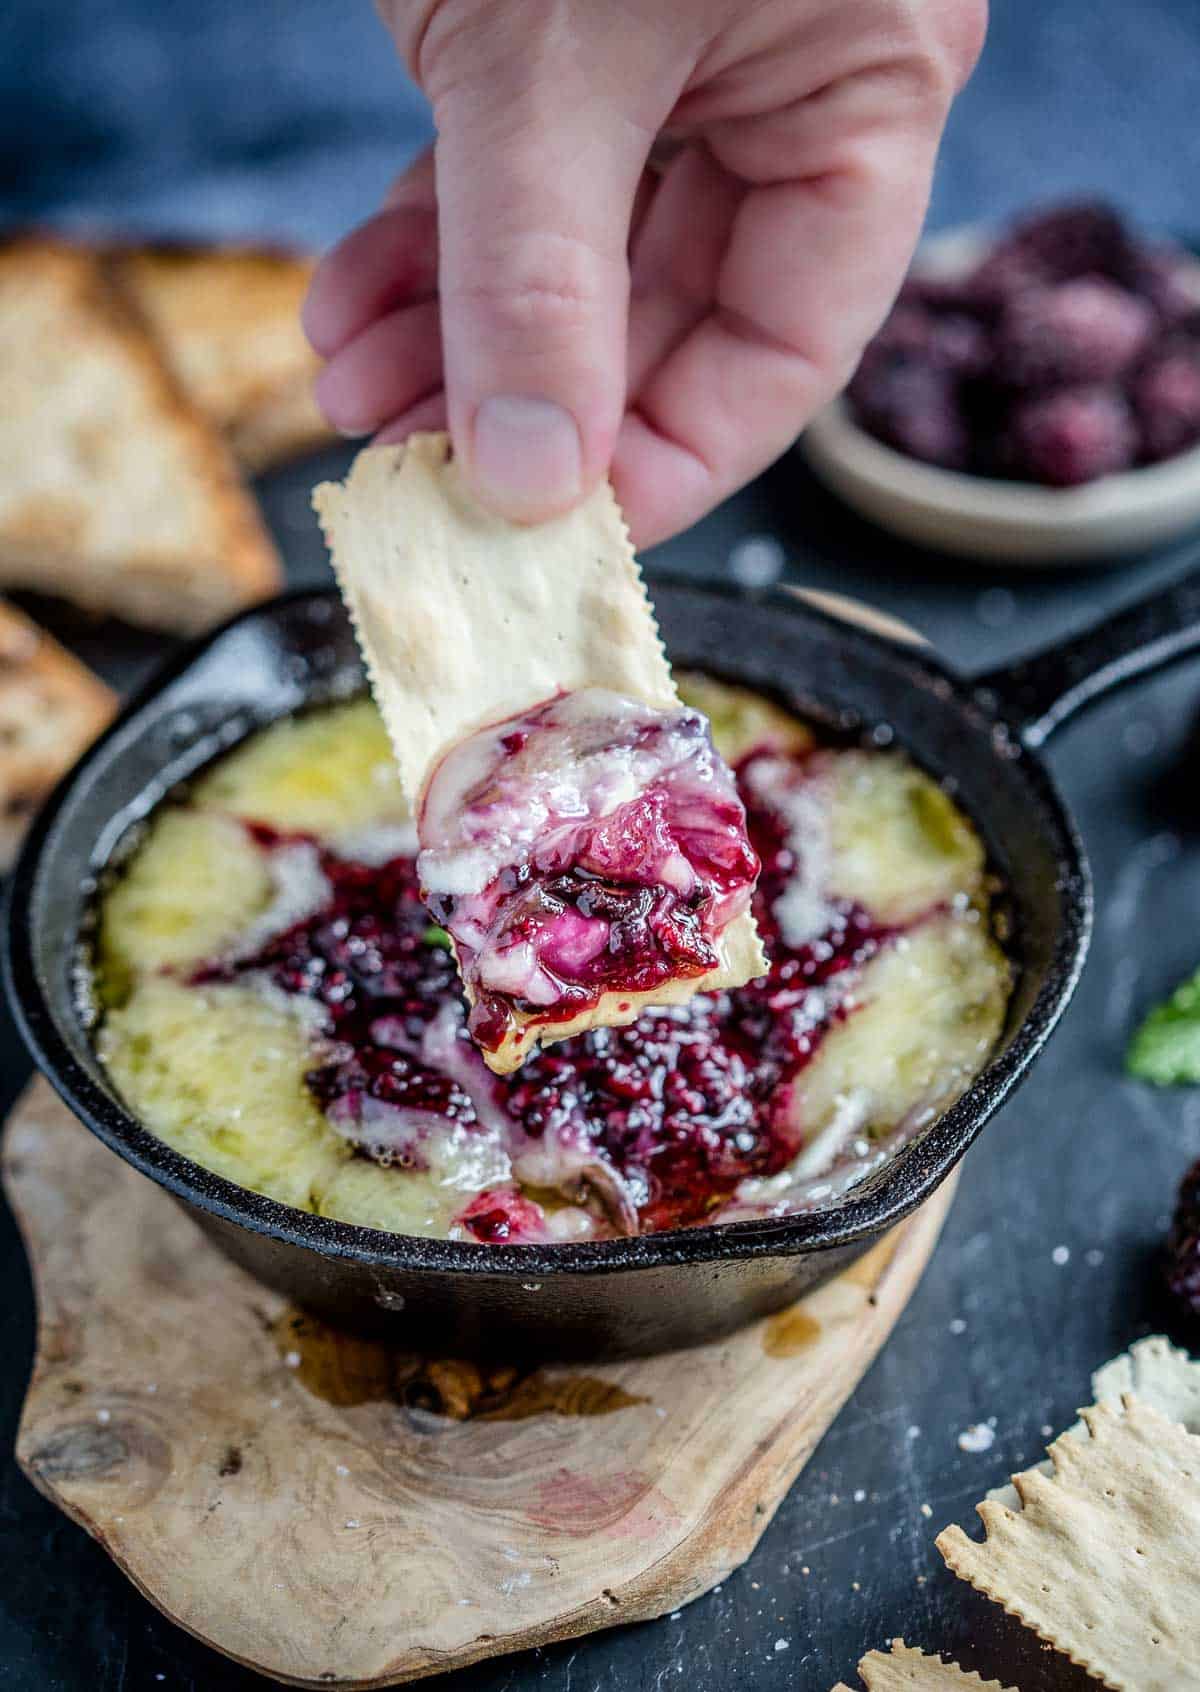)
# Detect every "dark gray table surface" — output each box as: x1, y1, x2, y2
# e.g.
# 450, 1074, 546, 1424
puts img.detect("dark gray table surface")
2, 445, 1199, 1692
4, 1, 1200, 1680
